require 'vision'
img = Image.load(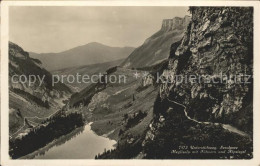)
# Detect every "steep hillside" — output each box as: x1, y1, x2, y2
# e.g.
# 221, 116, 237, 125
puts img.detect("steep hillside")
121, 15, 190, 68
53, 59, 124, 91
66, 66, 159, 142
30, 42, 135, 71
159, 7, 253, 132
9, 42, 72, 138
